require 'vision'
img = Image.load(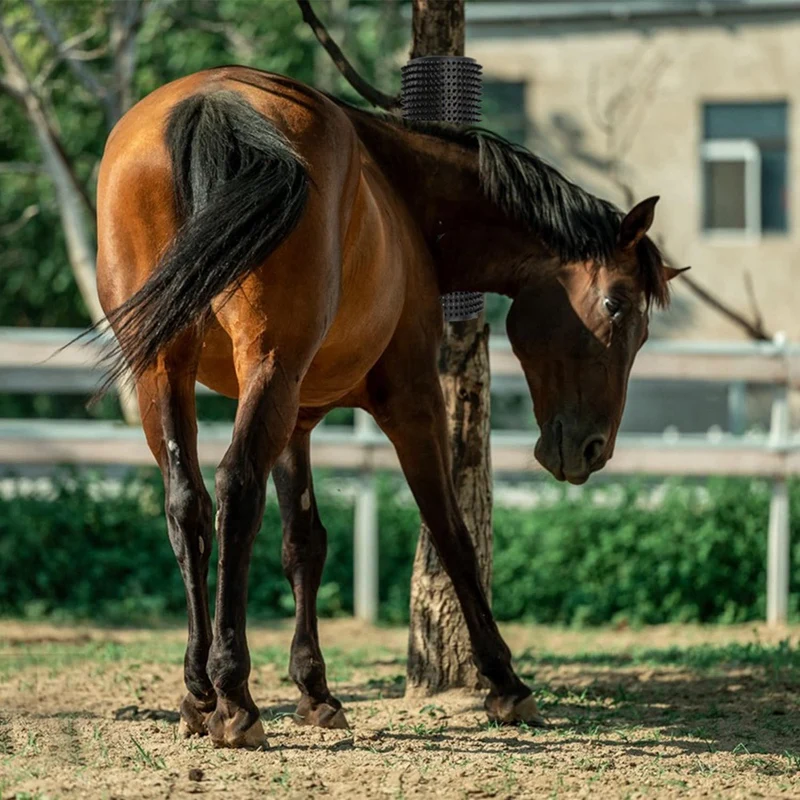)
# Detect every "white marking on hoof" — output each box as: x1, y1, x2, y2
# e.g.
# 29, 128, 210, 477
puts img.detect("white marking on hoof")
199, 536, 205, 554
215, 508, 221, 534
300, 488, 311, 511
